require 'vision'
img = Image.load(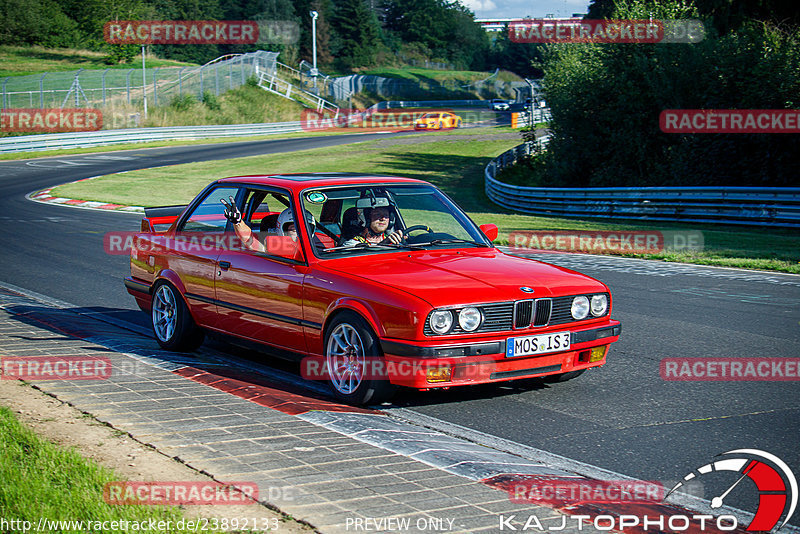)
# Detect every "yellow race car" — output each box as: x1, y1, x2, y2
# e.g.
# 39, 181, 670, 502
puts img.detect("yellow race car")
414, 111, 462, 130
